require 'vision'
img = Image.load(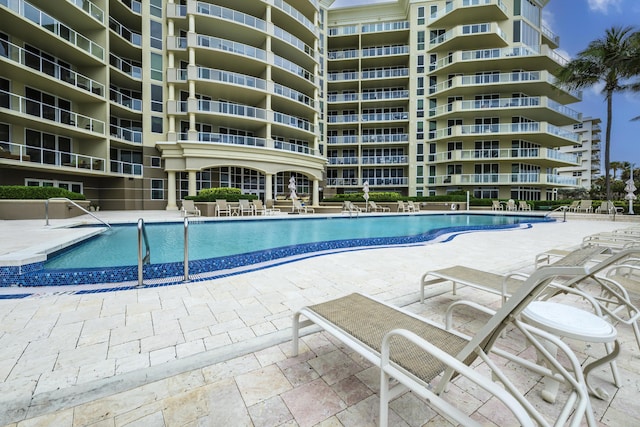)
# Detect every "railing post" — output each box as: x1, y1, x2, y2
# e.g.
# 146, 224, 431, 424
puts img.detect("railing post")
45, 199, 49, 226
183, 217, 189, 282
137, 218, 144, 287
